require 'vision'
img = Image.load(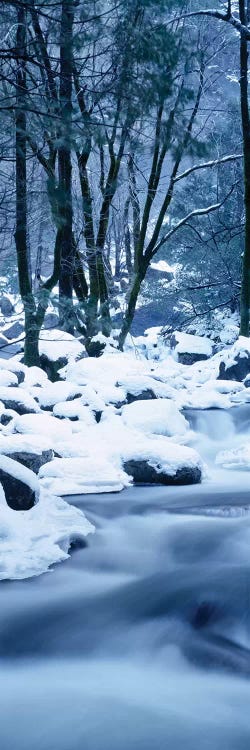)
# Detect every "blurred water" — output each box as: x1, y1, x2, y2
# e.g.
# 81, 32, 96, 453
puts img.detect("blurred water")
1, 406, 250, 749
